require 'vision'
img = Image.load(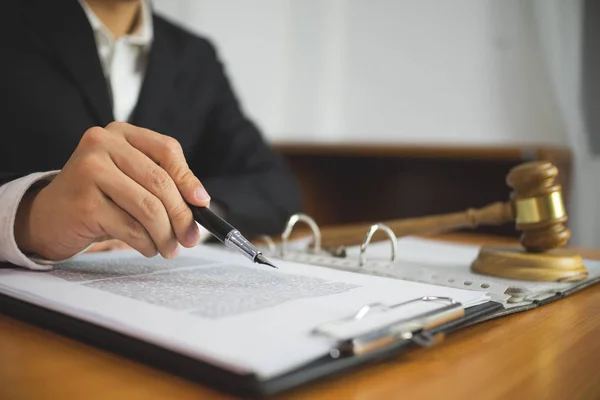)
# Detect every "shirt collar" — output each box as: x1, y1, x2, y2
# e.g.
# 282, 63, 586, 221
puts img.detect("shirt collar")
78, 0, 153, 48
